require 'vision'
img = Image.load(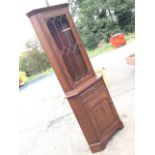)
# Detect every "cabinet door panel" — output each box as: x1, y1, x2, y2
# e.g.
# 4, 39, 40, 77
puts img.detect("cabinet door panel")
85, 91, 116, 137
